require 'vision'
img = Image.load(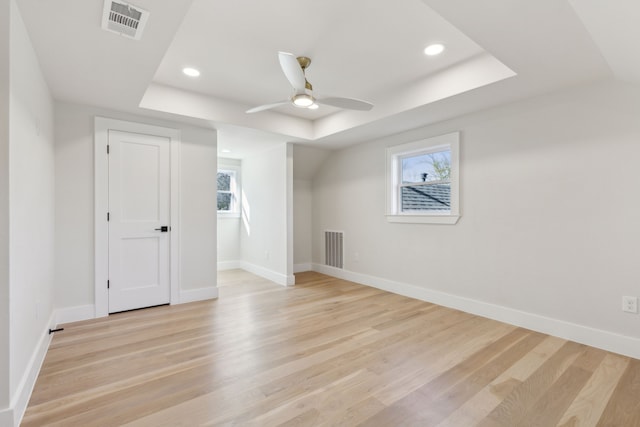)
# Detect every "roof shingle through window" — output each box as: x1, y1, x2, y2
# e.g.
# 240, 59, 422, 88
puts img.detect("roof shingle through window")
401, 184, 450, 211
